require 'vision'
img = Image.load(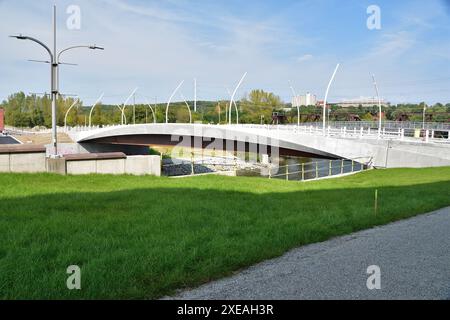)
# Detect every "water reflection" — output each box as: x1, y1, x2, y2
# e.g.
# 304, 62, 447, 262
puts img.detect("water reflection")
237, 156, 364, 181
